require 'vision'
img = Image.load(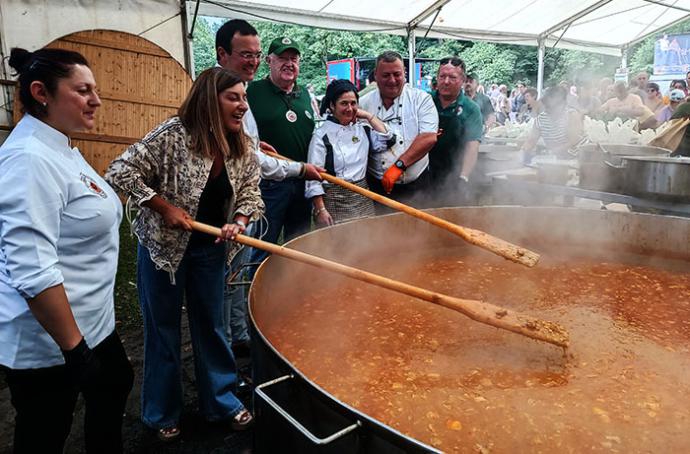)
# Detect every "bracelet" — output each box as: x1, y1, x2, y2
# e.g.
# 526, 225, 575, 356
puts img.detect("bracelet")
313, 207, 327, 217
234, 219, 247, 228
298, 163, 307, 178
